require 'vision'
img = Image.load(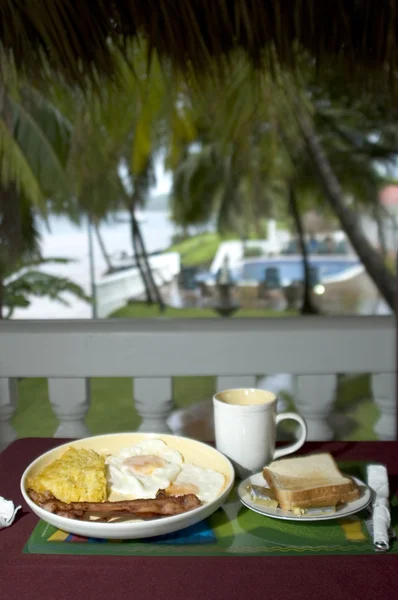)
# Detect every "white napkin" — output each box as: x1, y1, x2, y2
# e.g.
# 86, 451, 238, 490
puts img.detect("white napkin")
0, 496, 21, 529
367, 465, 391, 551
373, 497, 391, 548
